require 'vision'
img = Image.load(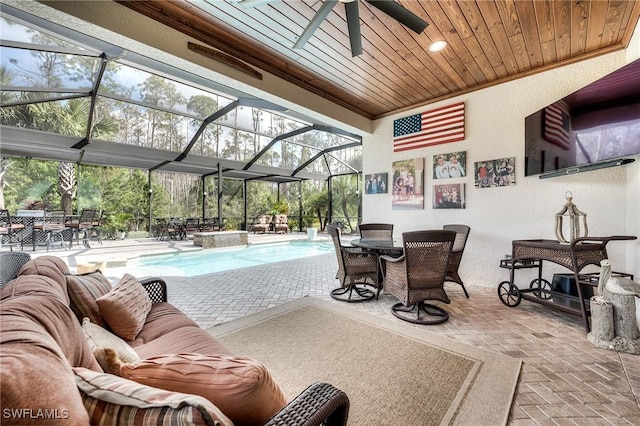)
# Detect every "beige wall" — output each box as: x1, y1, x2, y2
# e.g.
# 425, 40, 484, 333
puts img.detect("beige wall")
364, 24, 640, 288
